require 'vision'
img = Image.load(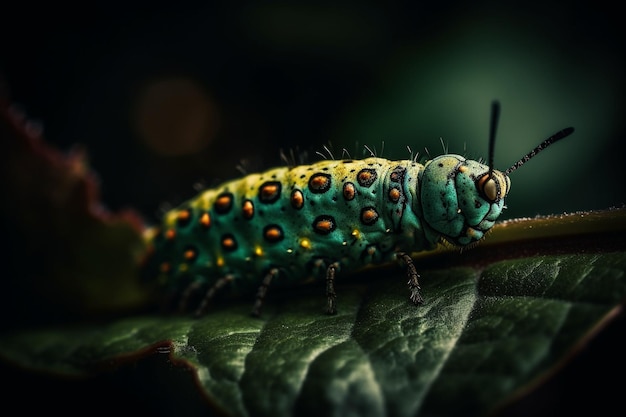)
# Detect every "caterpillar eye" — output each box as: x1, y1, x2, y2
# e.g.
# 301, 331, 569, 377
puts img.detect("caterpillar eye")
476, 174, 499, 203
